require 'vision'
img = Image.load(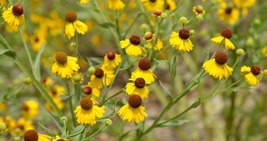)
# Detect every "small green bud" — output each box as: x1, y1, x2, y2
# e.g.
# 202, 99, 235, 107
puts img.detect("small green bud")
88, 66, 95, 74
0, 122, 8, 134
236, 48, 245, 56
23, 77, 32, 85
72, 73, 83, 83
140, 24, 149, 32
60, 116, 68, 123
105, 119, 113, 125
246, 36, 255, 47
161, 13, 168, 18
253, 18, 261, 25
196, 14, 203, 21
179, 17, 189, 25
189, 30, 195, 35
70, 42, 77, 47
